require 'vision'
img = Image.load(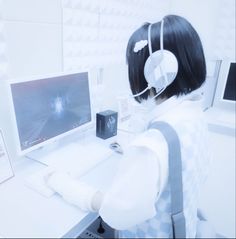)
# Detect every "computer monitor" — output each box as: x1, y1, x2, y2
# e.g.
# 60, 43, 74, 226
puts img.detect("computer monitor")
9, 71, 93, 155
213, 60, 236, 111
222, 62, 235, 102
